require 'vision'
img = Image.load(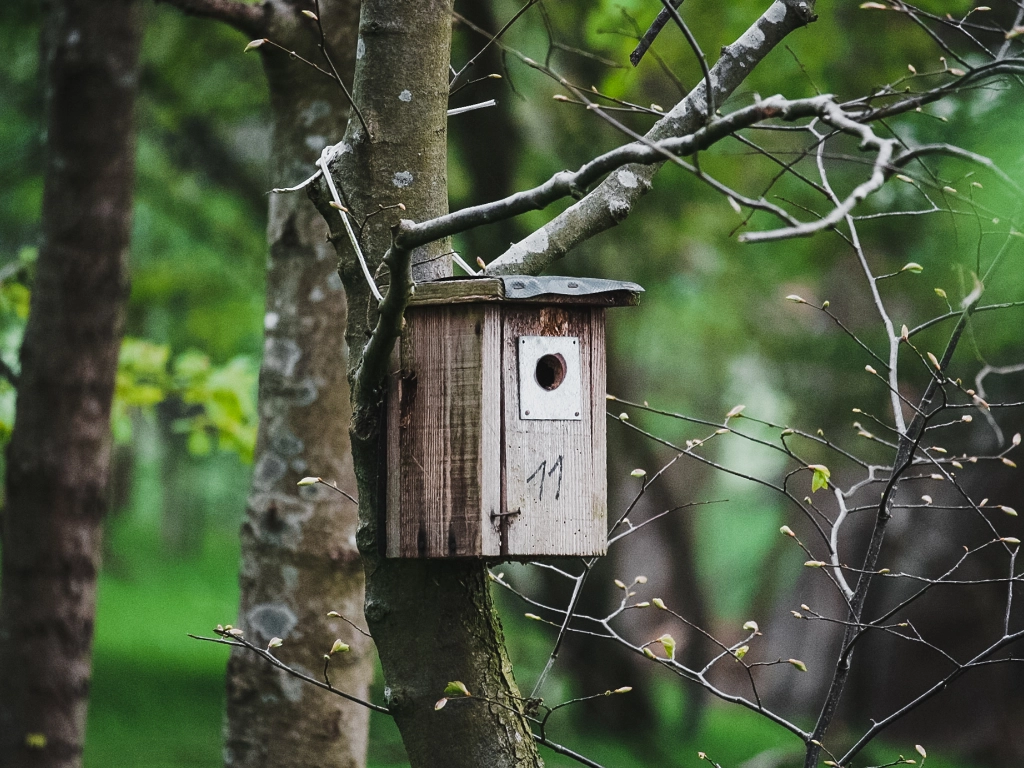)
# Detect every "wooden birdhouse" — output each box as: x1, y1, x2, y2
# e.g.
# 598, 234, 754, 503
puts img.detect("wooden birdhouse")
385, 275, 643, 559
